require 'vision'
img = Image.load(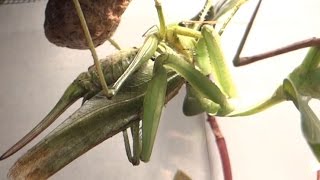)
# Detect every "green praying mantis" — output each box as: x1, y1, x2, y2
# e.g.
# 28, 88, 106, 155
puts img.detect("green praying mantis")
1, 0, 320, 179
1, 0, 246, 162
